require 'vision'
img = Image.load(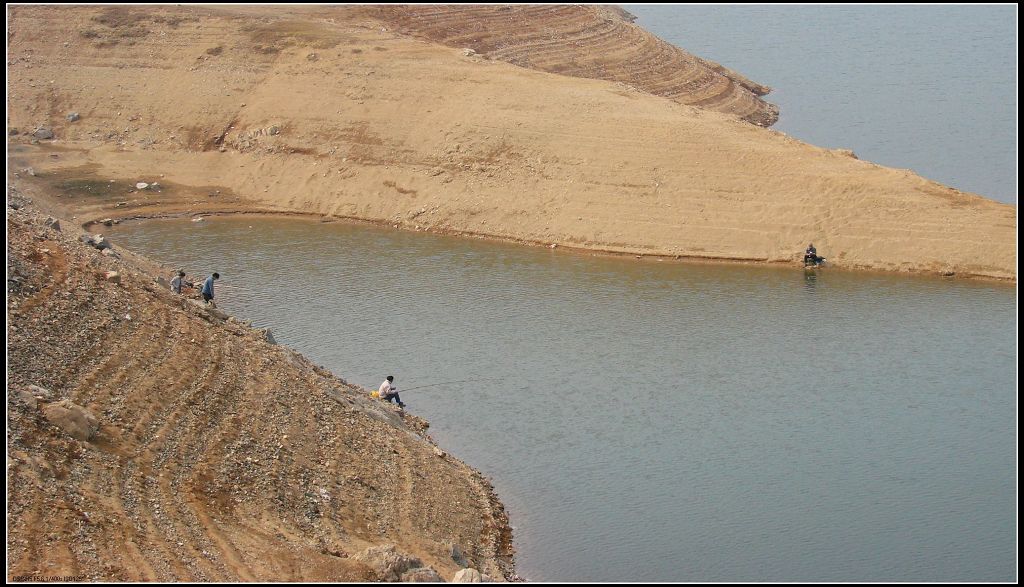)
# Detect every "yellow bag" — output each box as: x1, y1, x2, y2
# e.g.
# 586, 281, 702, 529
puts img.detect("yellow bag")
370, 391, 380, 399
